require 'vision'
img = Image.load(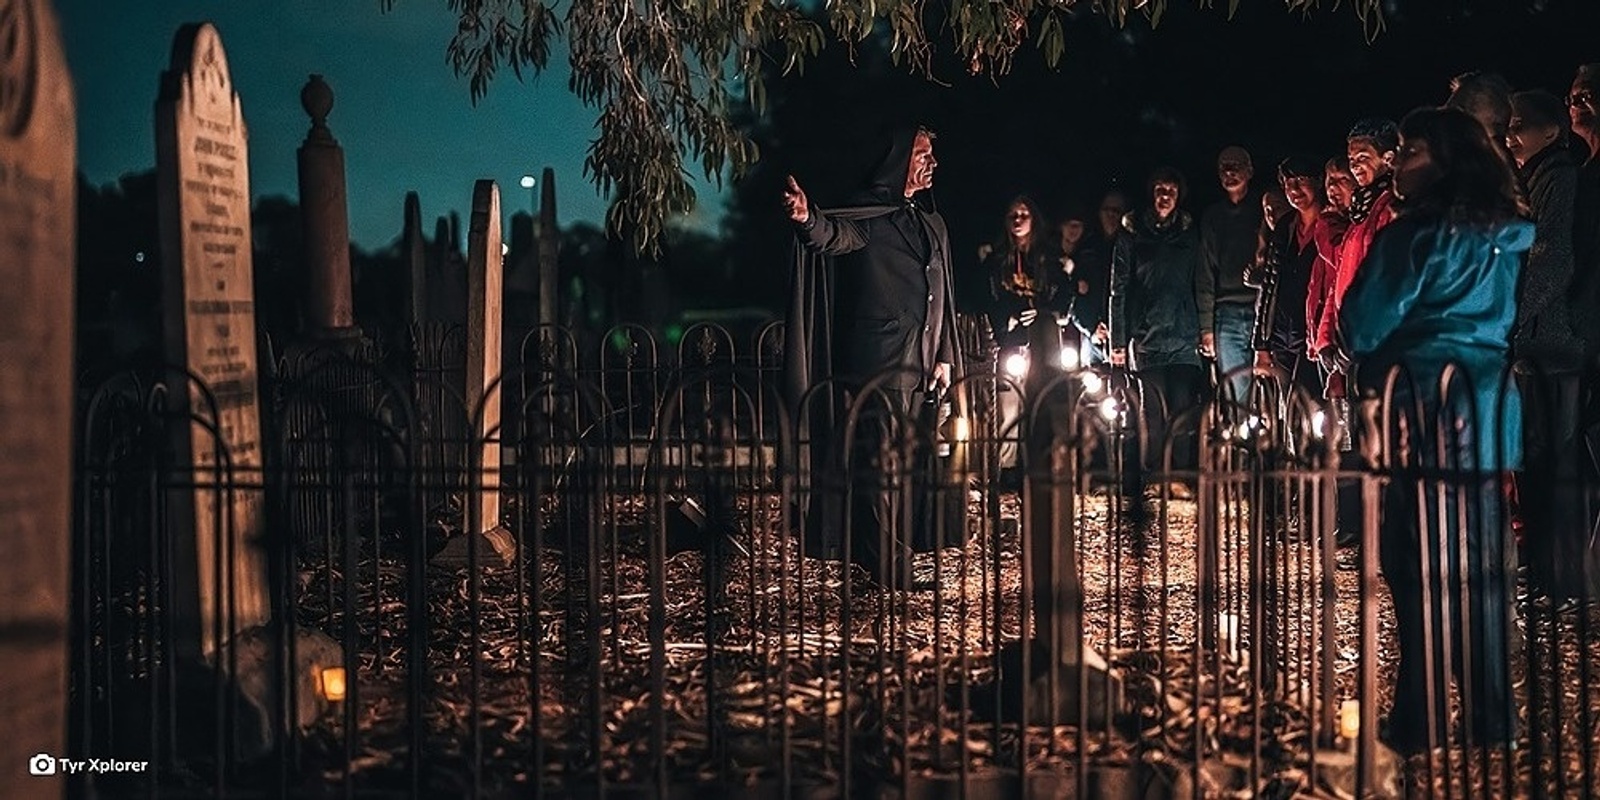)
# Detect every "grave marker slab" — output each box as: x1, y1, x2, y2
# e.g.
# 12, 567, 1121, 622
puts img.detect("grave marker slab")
403, 191, 425, 326
537, 166, 558, 327
435, 180, 512, 568
0, 0, 76, 789
155, 22, 270, 657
